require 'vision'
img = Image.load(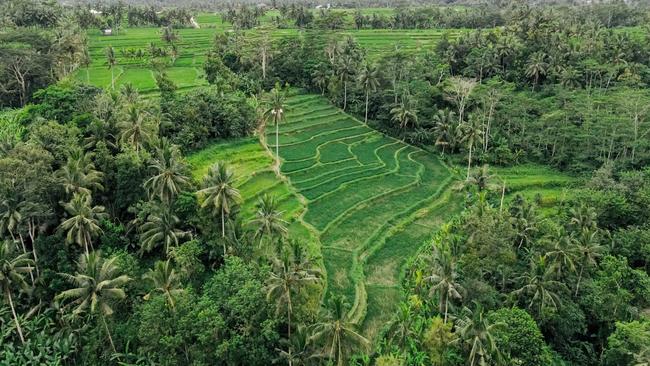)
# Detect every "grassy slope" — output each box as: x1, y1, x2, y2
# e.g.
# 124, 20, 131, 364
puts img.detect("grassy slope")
272, 94, 462, 339
493, 164, 582, 215
185, 137, 320, 258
